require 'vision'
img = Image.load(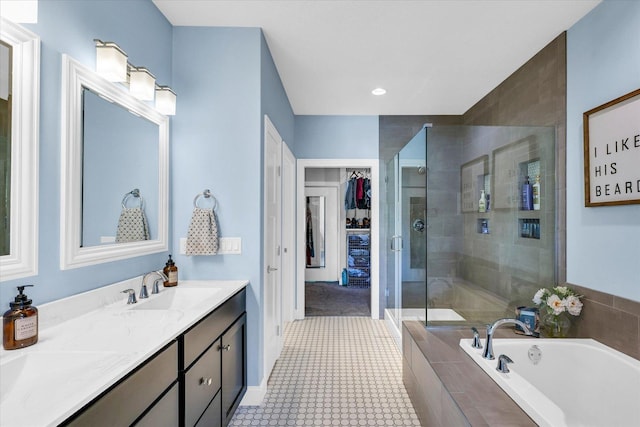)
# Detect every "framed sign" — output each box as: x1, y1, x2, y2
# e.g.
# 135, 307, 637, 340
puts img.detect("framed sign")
583, 88, 640, 207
